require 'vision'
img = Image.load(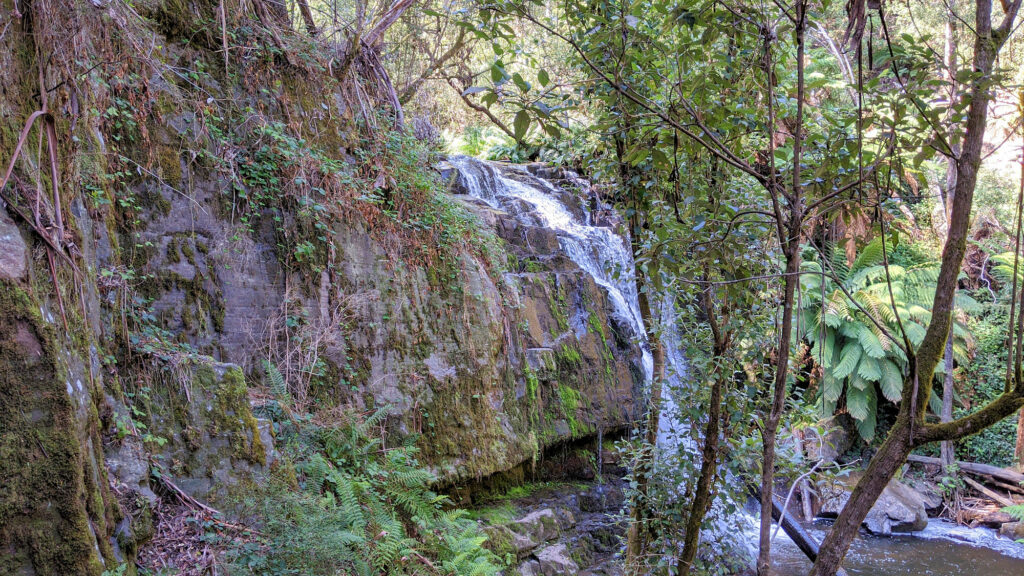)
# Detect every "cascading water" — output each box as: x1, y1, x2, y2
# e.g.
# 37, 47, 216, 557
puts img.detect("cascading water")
449, 155, 1024, 573
450, 155, 654, 383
